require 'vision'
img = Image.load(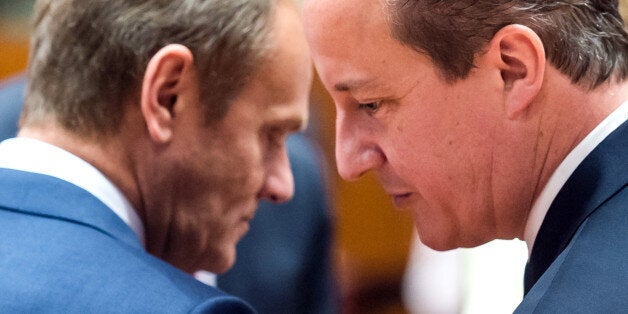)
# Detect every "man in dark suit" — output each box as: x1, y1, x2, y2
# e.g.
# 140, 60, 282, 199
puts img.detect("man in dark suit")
0, 0, 312, 312
0, 76, 338, 314
304, 0, 627, 312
